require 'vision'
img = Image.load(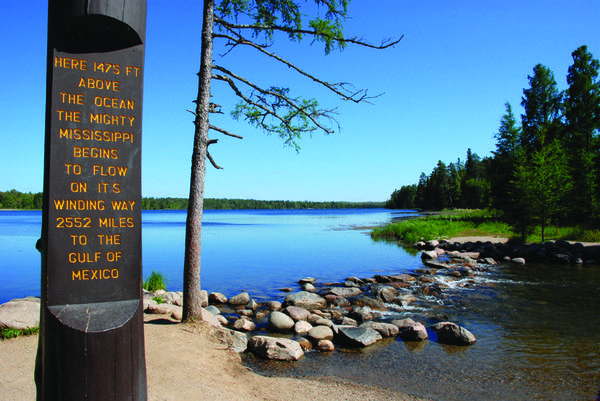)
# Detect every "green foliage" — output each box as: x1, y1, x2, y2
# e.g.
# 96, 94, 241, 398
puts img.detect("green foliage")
372, 210, 512, 244
0, 190, 43, 210
153, 296, 165, 304
1, 326, 39, 340
143, 271, 167, 292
